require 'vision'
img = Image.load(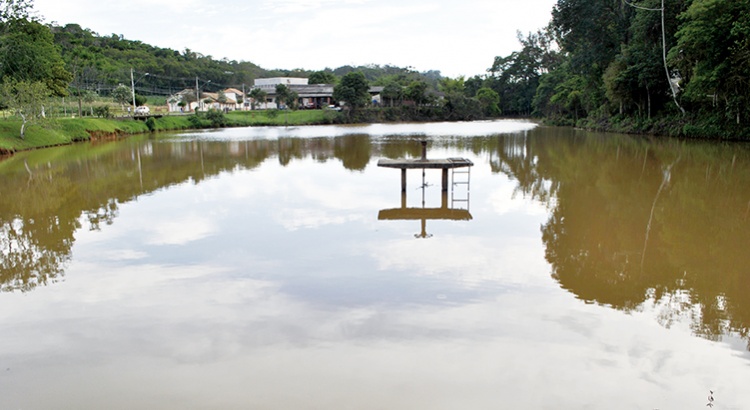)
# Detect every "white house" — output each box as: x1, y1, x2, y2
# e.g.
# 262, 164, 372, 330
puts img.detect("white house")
167, 88, 246, 112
